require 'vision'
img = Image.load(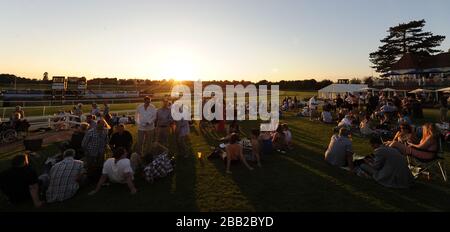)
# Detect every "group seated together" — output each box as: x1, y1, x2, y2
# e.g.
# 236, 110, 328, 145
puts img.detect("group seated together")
0, 98, 178, 208
208, 120, 294, 173
317, 92, 449, 187
324, 122, 443, 188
